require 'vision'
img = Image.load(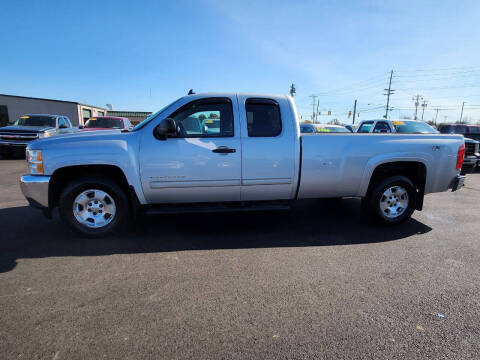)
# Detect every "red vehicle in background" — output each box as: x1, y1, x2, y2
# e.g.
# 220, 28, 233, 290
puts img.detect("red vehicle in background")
79, 116, 133, 131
